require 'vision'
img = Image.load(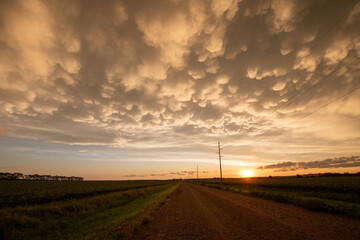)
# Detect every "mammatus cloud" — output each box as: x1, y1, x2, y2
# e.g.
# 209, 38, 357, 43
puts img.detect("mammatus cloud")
258, 156, 360, 172
0, 0, 360, 167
